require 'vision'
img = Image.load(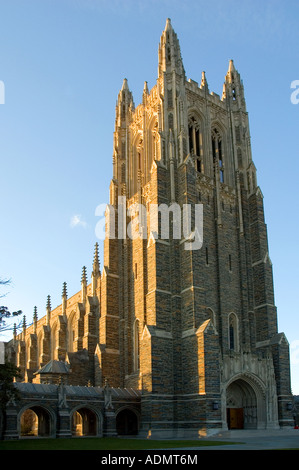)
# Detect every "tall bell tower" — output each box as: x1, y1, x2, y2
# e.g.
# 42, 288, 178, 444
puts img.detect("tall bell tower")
99, 18, 293, 436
